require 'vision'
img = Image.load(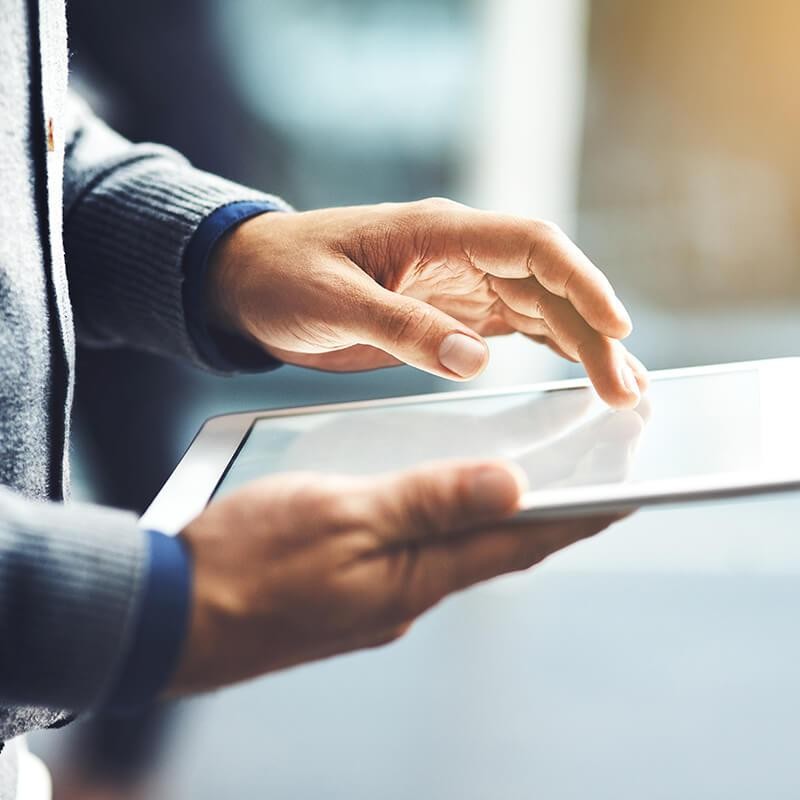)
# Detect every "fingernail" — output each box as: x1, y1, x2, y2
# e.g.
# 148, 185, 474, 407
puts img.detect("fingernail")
468, 465, 525, 515
439, 333, 488, 378
621, 364, 641, 399
628, 354, 650, 388
613, 297, 633, 331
